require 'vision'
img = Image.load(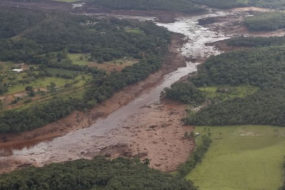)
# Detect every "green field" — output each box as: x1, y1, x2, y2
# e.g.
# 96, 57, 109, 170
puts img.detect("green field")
199, 85, 258, 102
68, 53, 90, 66
188, 125, 285, 190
